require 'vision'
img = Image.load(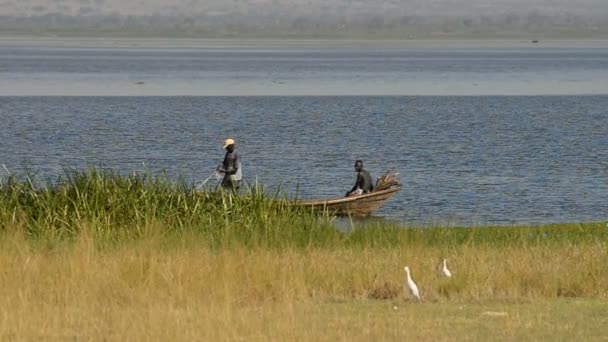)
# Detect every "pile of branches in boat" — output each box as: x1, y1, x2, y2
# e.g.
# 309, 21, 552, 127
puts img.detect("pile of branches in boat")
373, 172, 401, 192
